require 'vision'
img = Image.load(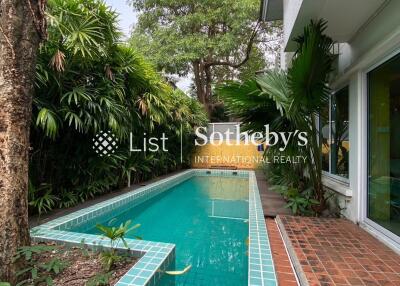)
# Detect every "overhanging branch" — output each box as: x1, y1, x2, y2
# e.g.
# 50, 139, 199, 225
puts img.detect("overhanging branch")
204, 21, 261, 69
